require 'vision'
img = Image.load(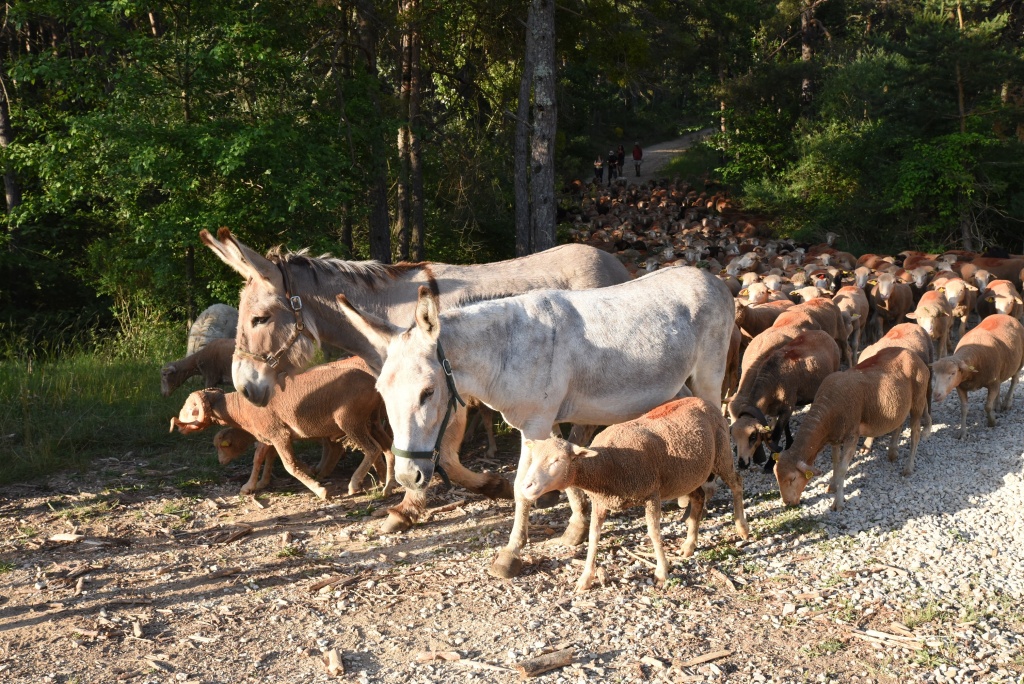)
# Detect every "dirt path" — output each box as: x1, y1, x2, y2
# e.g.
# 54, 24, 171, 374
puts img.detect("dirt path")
590, 127, 715, 182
